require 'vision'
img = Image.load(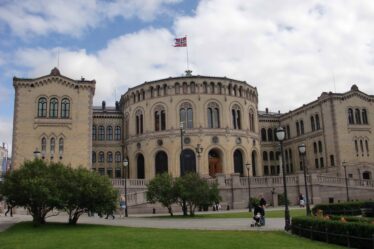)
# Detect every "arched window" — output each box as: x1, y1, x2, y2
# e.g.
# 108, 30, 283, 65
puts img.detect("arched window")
267, 128, 273, 141
261, 128, 267, 141
107, 152, 113, 163
190, 82, 196, 93
98, 126, 105, 140
115, 151, 121, 163
50, 138, 55, 157
207, 102, 220, 128
355, 140, 359, 156
41, 137, 47, 158
365, 140, 369, 155
154, 106, 166, 131
137, 154, 145, 179
155, 151, 168, 174
348, 108, 354, 124
270, 151, 274, 160
92, 152, 96, 163
249, 110, 255, 132
300, 120, 304, 134
61, 98, 70, 118
49, 98, 58, 118
115, 126, 121, 140
175, 83, 180, 94
355, 108, 361, 124
183, 82, 188, 94
310, 116, 315, 131
180, 103, 193, 129
296, 121, 300, 136
274, 128, 278, 141
360, 140, 364, 155
287, 125, 291, 139
98, 152, 104, 163
92, 125, 97, 140
313, 142, 317, 154
315, 114, 320, 130
318, 141, 323, 153
106, 126, 113, 140
58, 138, 64, 157
203, 82, 208, 93
263, 151, 268, 161
135, 110, 144, 134
362, 109, 368, 124
233, 150, 244, 176
37, 97, 47, 117
232, 104, 241, 129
